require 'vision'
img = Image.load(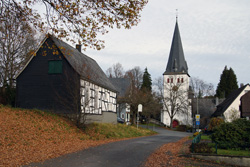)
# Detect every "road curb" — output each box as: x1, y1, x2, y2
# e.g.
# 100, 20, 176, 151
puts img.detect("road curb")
191, 153, 250, 167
